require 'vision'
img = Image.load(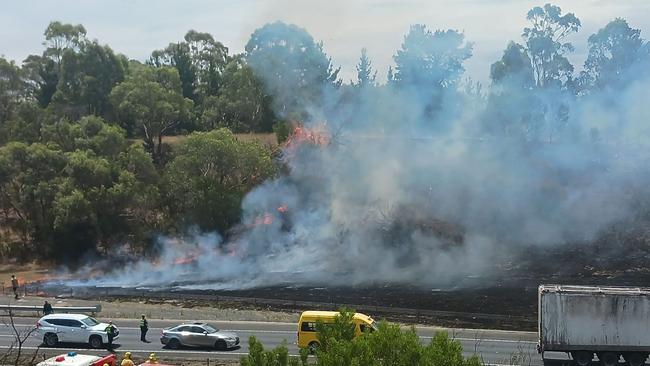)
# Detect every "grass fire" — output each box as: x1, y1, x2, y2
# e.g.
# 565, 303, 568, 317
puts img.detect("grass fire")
0, 3, 650, 297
